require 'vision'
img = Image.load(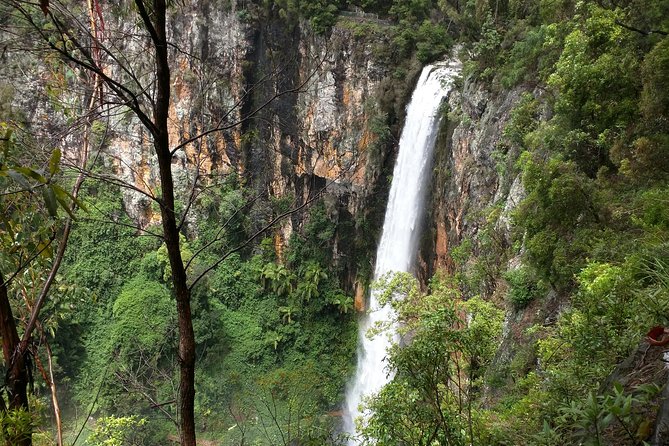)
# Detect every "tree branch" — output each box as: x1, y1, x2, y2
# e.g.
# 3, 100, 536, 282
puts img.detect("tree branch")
615, 20, 668, 36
